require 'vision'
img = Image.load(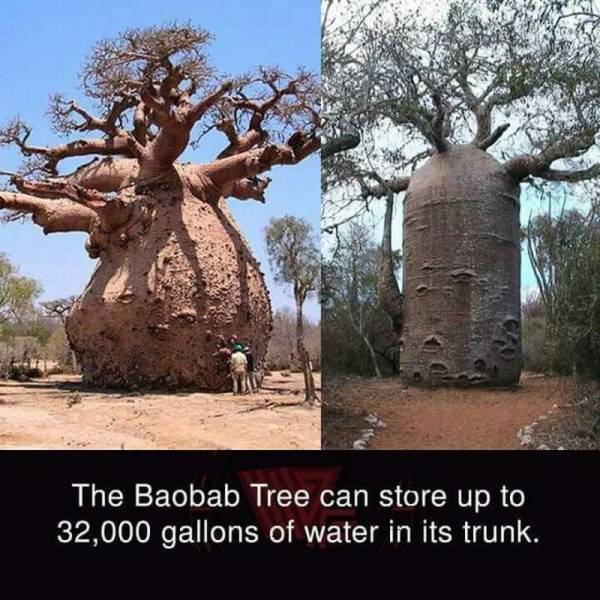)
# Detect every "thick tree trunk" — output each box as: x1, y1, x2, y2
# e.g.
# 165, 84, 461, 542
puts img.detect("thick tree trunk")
401, 144, 521, 387
65, 172, 272, 390
295, 296, 317, 404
